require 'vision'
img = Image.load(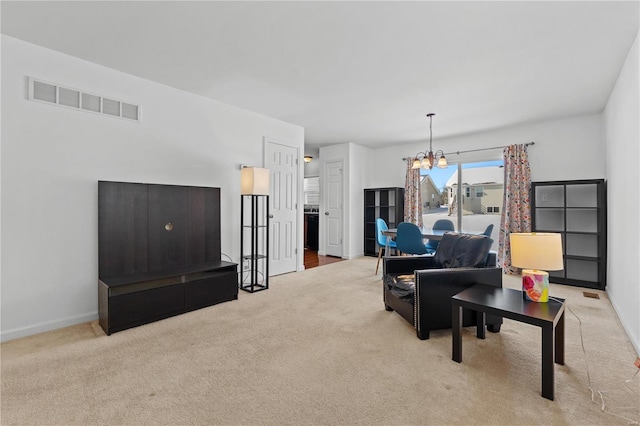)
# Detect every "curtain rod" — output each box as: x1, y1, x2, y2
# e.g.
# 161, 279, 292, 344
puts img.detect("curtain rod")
402, 141, 535, 161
